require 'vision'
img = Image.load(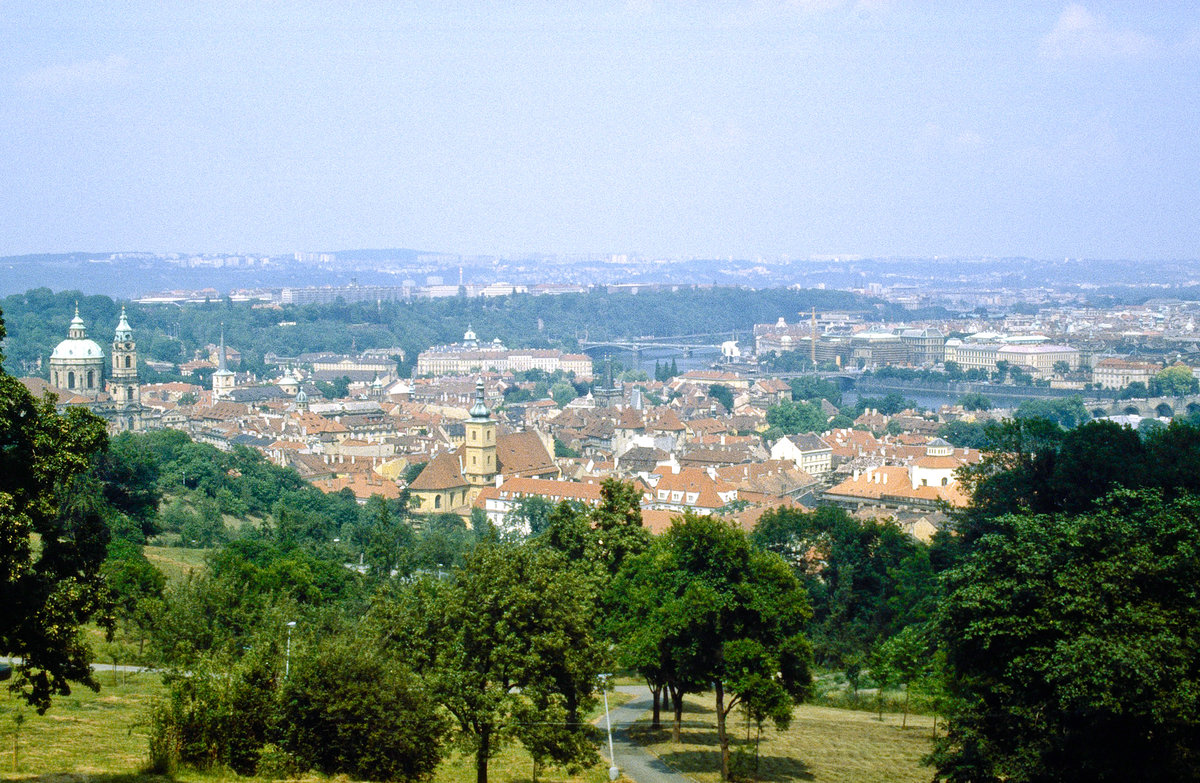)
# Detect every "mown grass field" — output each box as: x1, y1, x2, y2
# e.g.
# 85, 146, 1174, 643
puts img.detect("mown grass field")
0, 673, 631, 783
0, 672, 163, 779
142, 545, 209, 585
631, 691, 937, 783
